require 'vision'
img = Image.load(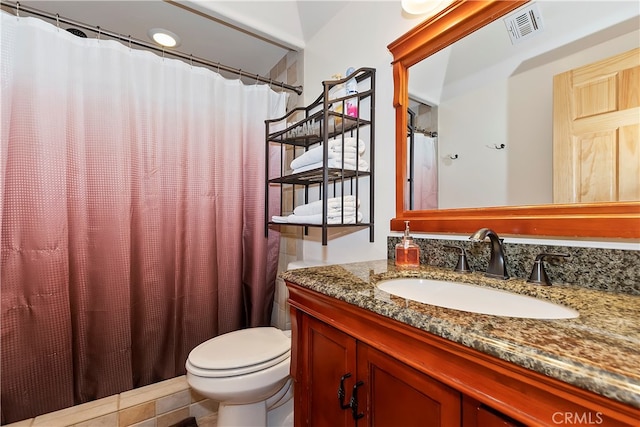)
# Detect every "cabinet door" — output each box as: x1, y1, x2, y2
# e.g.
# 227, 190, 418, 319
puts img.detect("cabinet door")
357, 342, 461, 427
462, 395, 524, 427
297, 314, 357, 427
